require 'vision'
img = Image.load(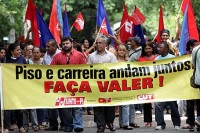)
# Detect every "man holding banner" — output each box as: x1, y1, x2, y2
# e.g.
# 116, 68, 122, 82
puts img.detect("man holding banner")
155, 41, 181, 130
51, 37, 86, 132
87, 36, 117, 132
